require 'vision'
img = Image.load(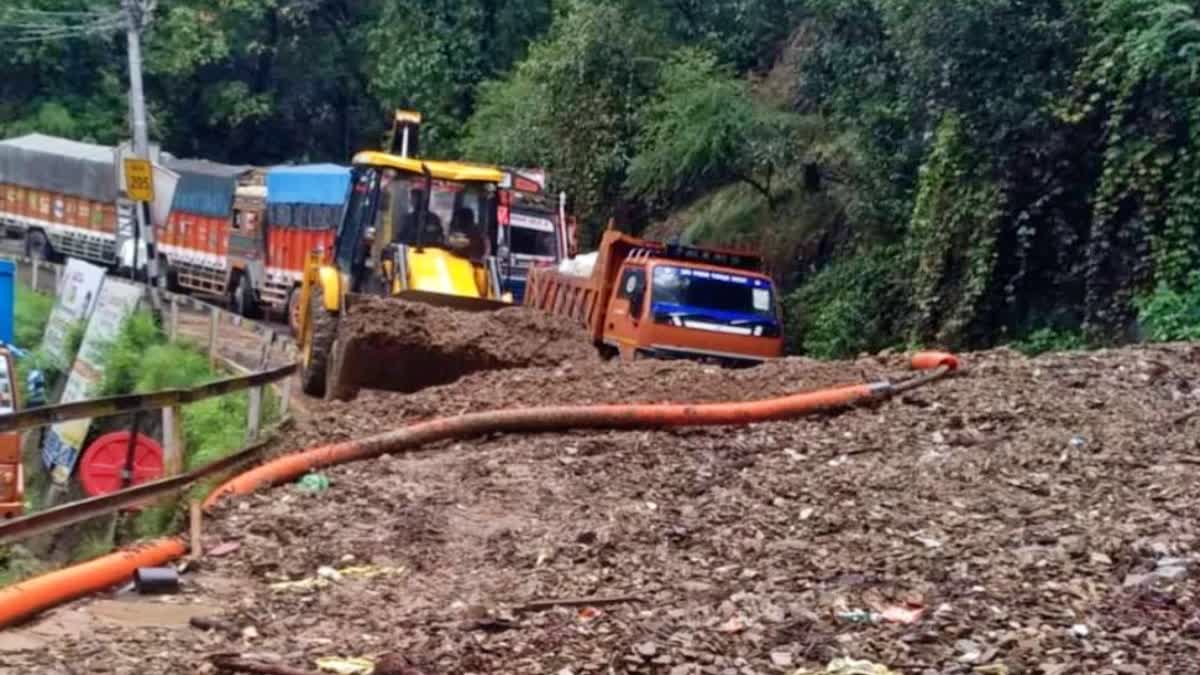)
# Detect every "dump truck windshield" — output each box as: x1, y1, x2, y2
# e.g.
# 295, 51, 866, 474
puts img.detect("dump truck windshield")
650, 265, 778, 336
